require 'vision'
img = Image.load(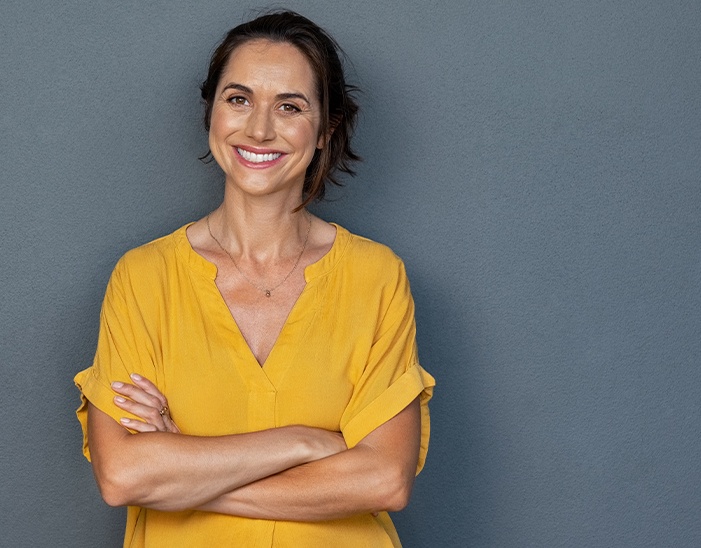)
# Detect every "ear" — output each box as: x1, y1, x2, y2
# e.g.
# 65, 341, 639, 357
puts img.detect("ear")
317, 114, 342, 149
